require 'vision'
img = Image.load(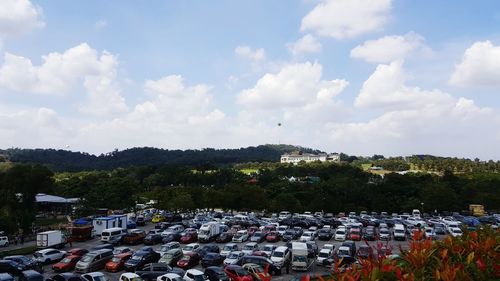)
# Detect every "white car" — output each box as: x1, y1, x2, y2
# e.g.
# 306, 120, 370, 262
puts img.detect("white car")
262, 244, 277, 257
0, 236, 8, 247
184, 269, 208, 281
33, 248, 66, 264
182, 243, 200, 254
157, 242, 181, 256
334, 229, 347, 241
232, 230, 249, 243
157, 273, 183, 281
449, 227, 463, 237
82, 272, 110, 281
316, 248, 333, 265
270, 246, 290, 269
113, 247, 133, 255
299, 231, 314, 242
277, 225, 289, 236
241, 242, 259, 255
119, 273, 142, 281
221, 243, 239, 257
407, 217, 426, 227
425, 227, 436, 239
323, 244, 334, 250
223, 251, 245, 265
379, 228, 391, 241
